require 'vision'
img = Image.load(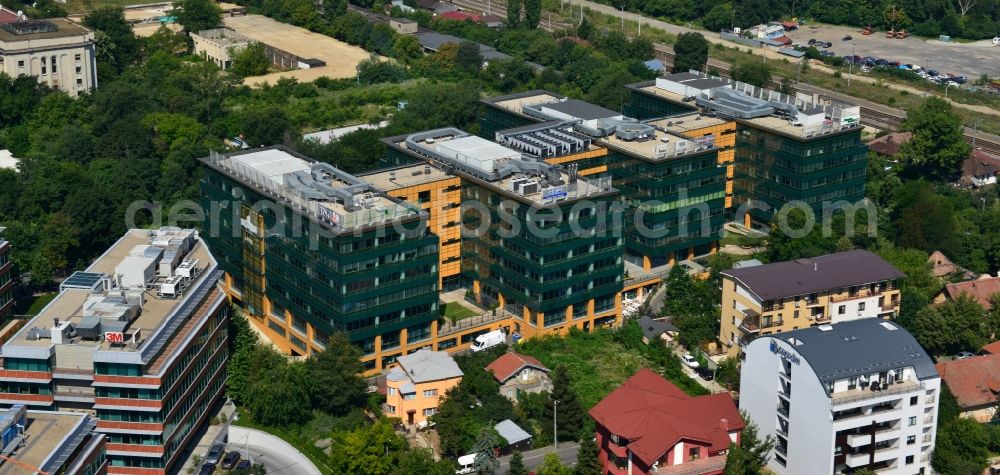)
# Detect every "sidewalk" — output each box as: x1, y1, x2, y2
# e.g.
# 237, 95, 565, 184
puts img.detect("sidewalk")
179, 402, 237, 473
